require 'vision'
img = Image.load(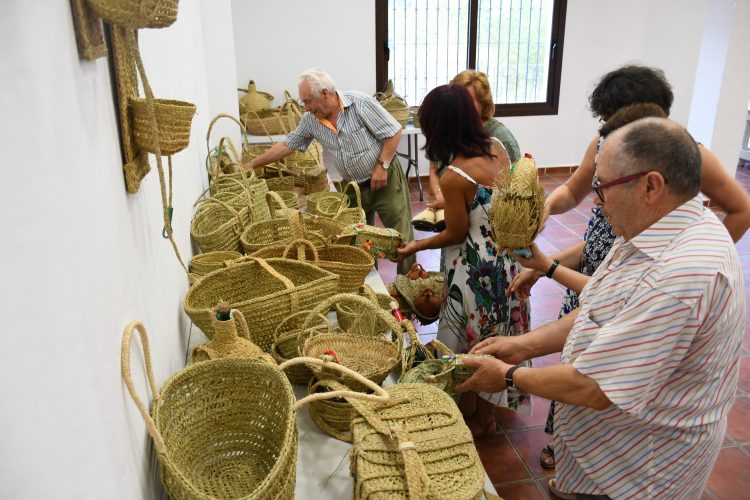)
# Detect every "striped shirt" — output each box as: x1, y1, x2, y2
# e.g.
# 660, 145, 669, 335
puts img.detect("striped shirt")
554, 196, 745, 499
285, 90, 402, 183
